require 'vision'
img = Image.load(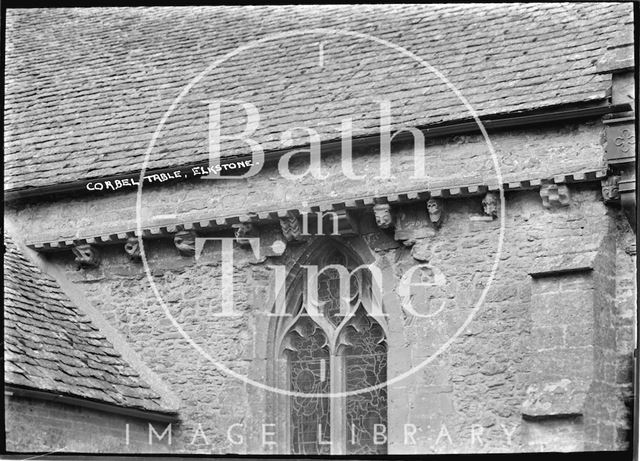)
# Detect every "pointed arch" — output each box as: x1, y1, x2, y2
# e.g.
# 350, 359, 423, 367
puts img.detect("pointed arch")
337, 305, 388, 454
282, 314, 331, 454
265, 236, 388, 455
